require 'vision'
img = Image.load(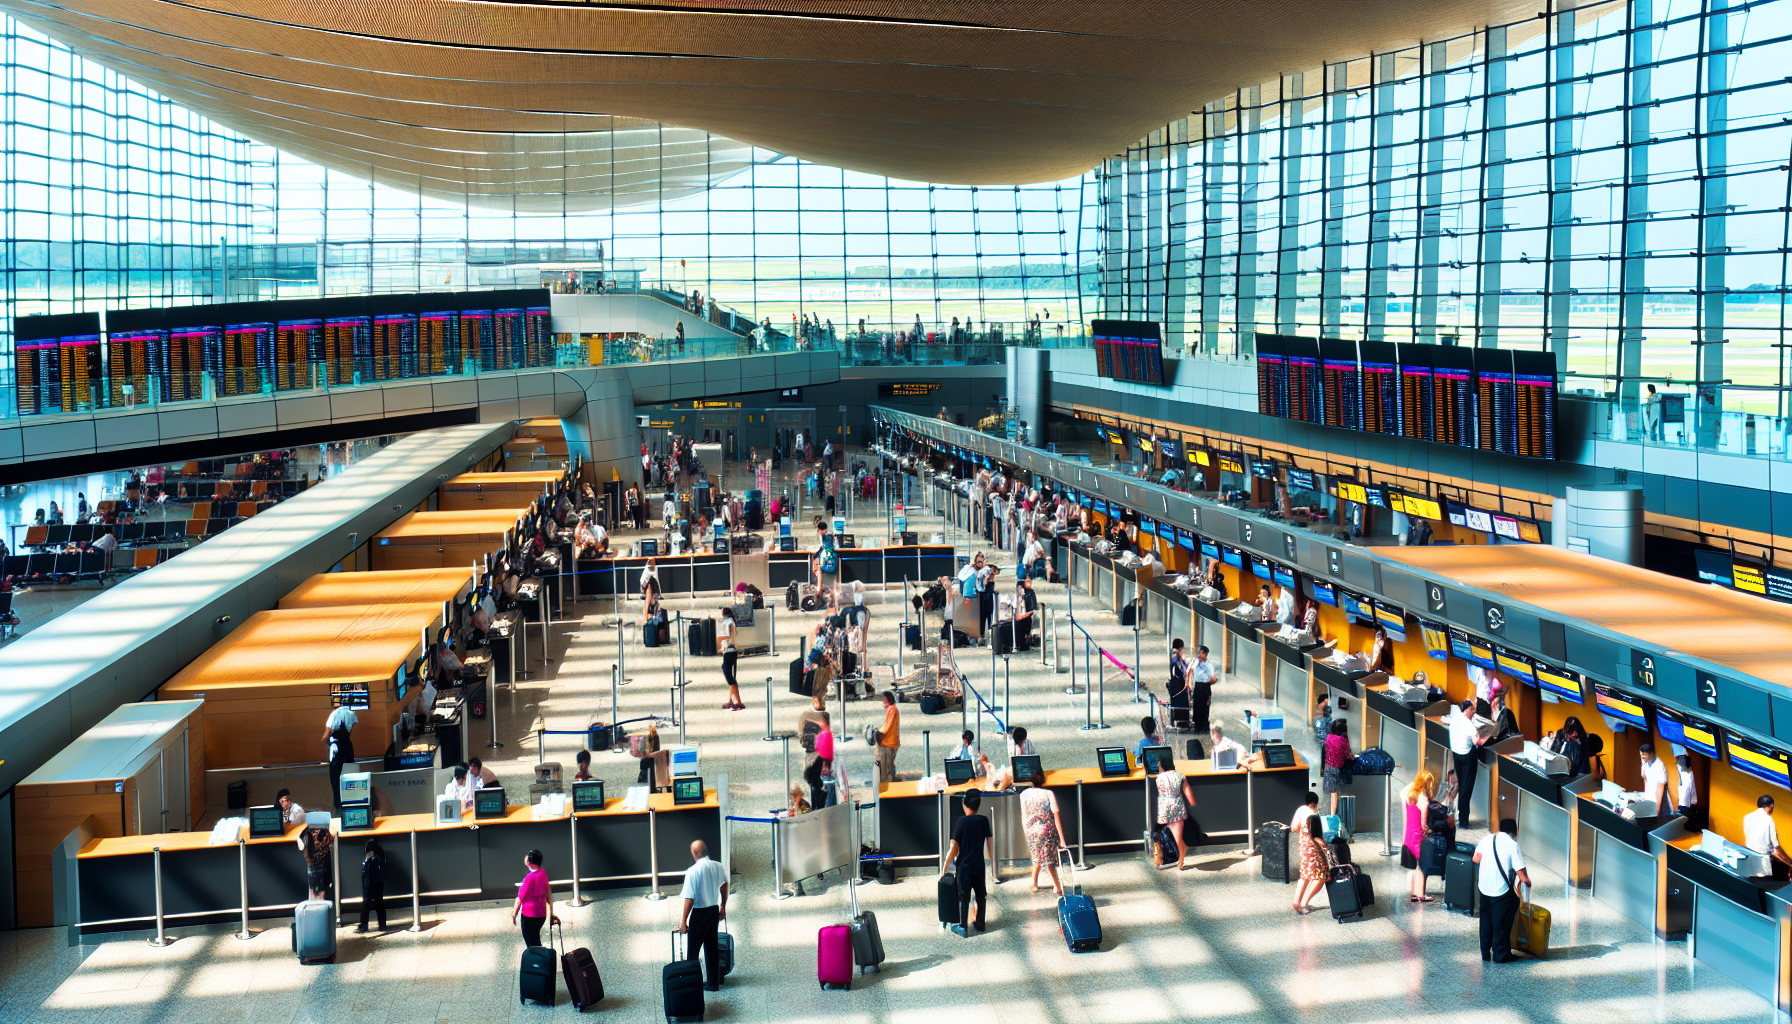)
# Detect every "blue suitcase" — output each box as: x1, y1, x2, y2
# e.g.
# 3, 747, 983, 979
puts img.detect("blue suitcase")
1056, 852, 1101, 952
